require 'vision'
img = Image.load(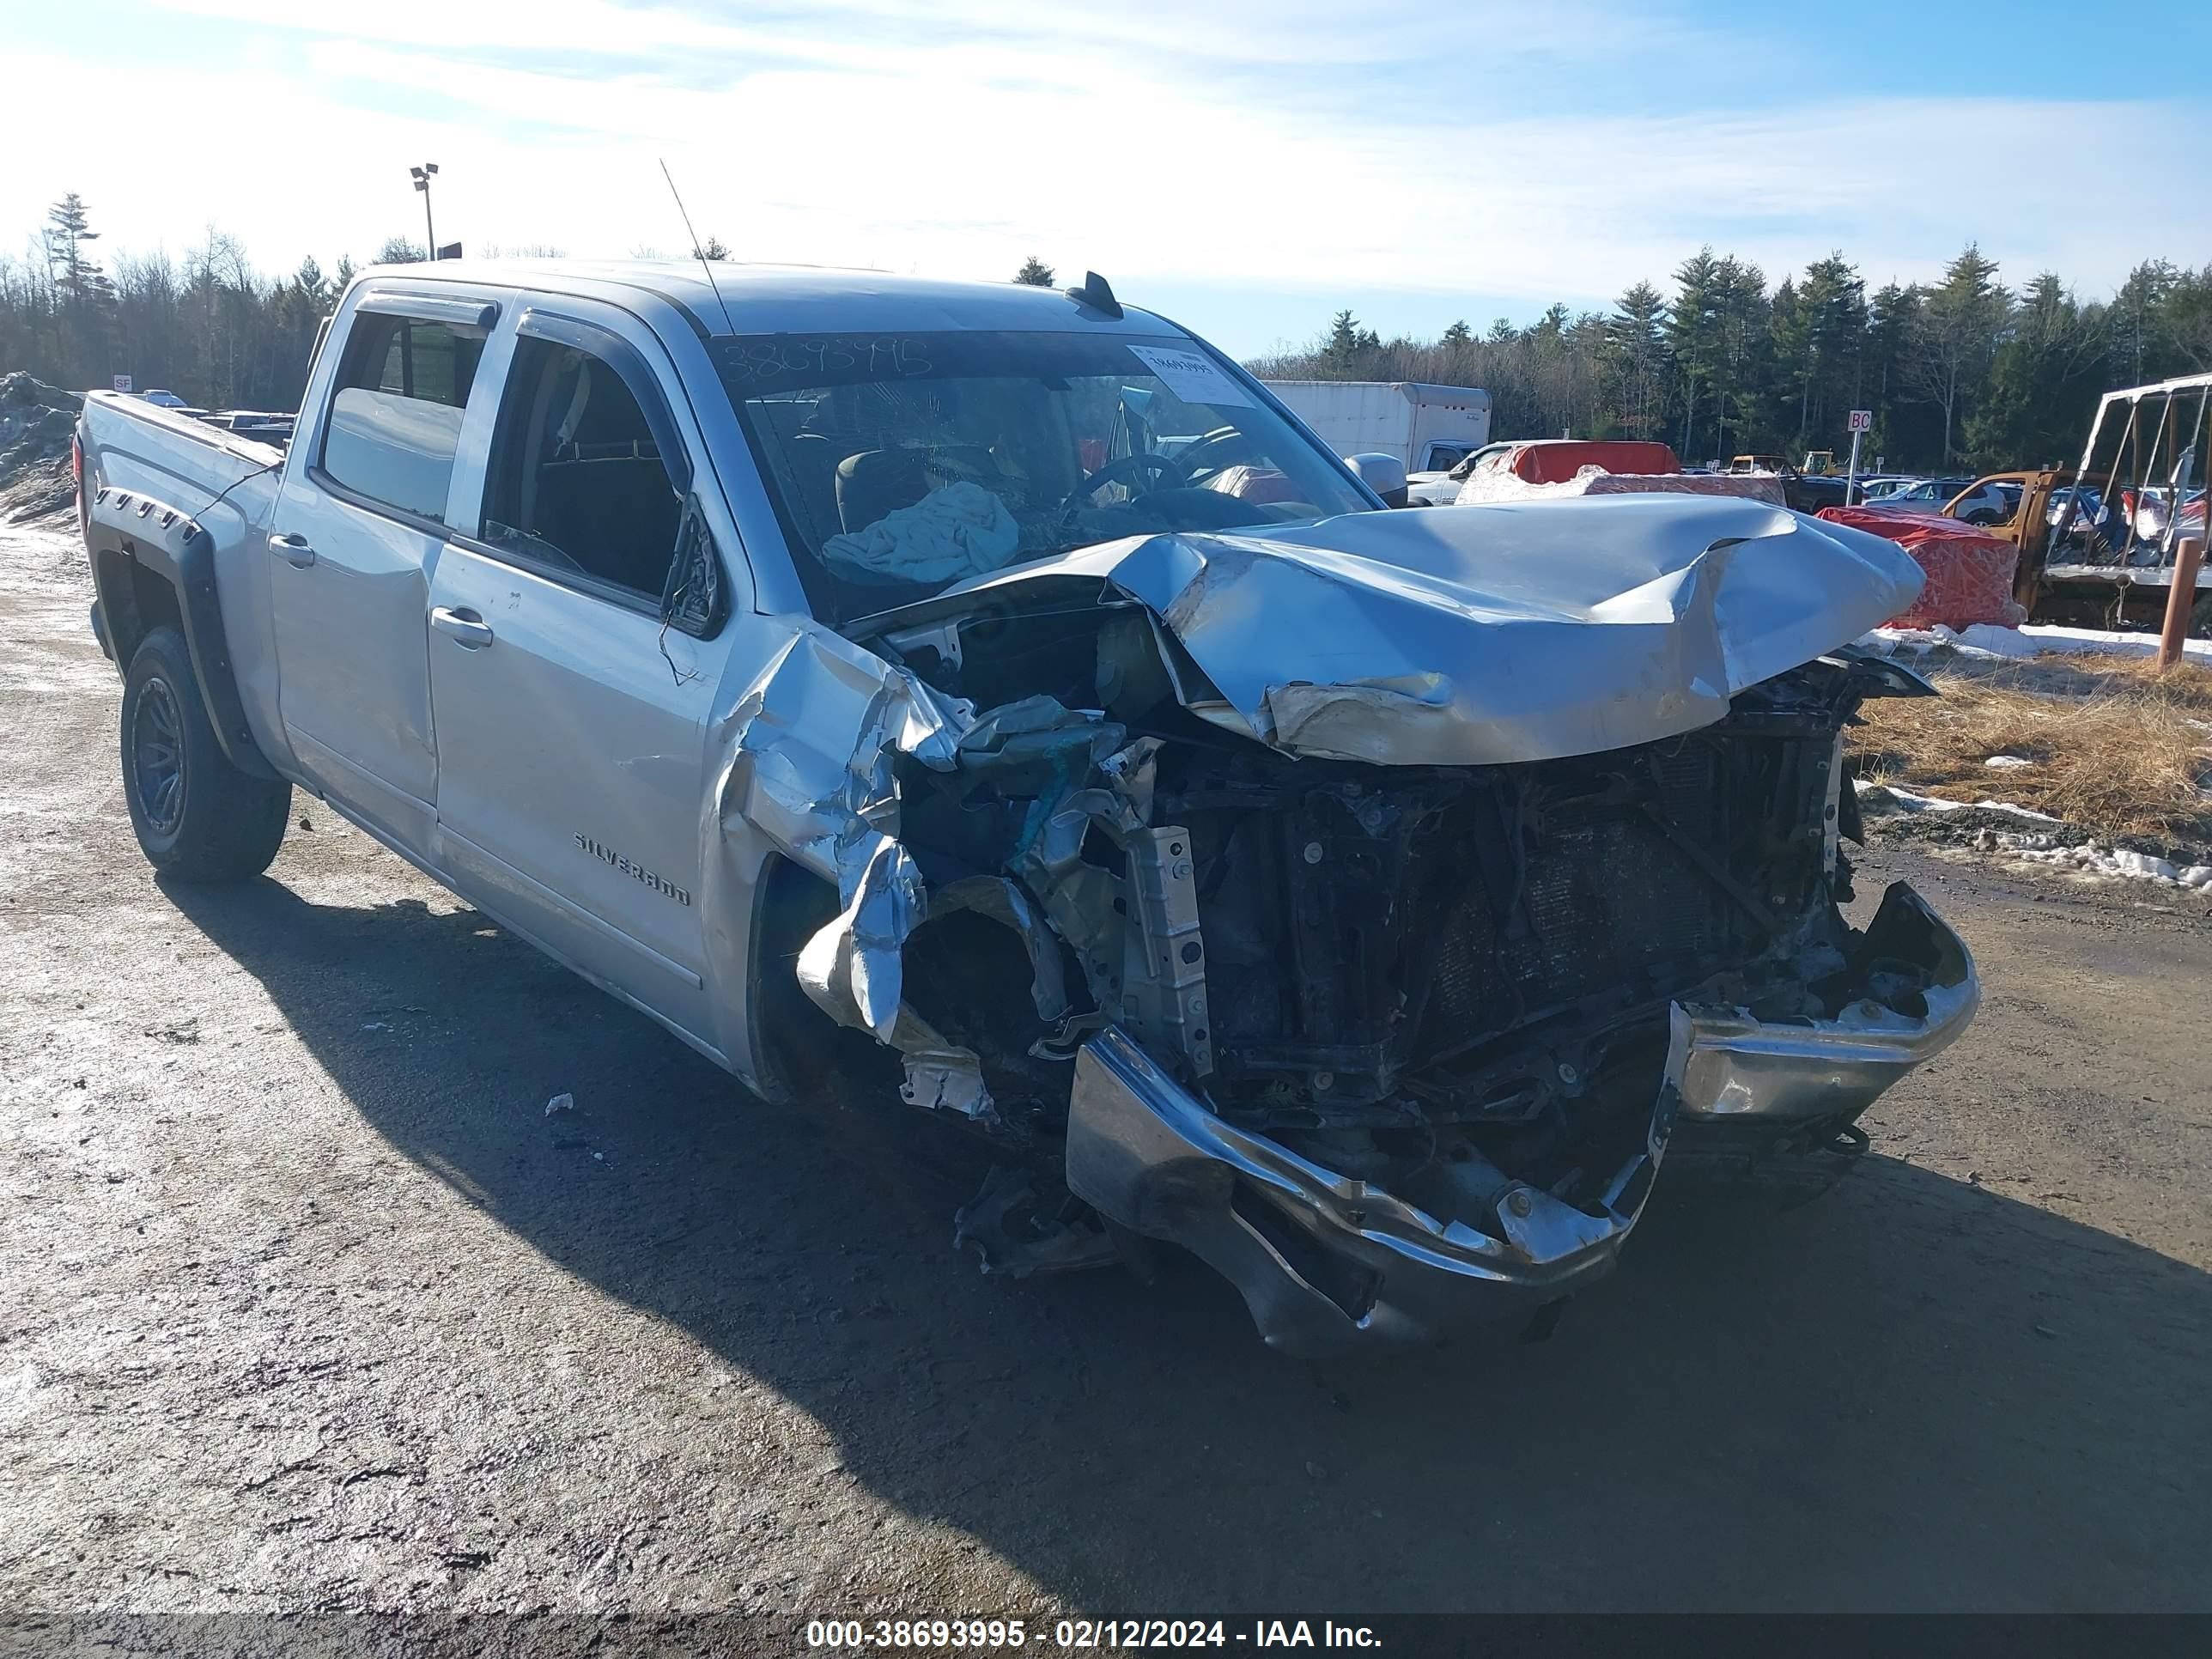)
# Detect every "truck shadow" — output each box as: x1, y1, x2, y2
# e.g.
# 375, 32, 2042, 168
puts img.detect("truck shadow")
167, 875, 2212, 1613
